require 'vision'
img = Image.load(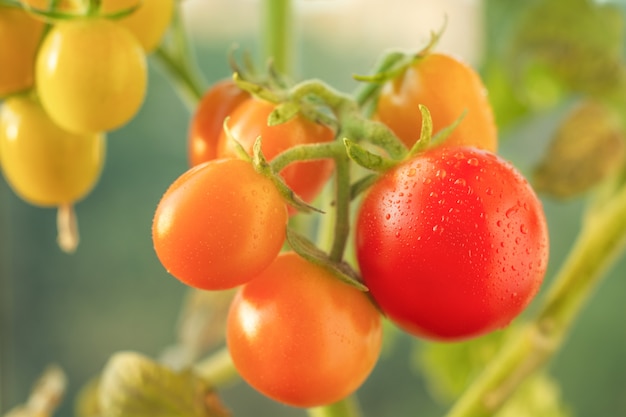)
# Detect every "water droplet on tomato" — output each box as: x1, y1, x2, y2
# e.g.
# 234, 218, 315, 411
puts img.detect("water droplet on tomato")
505, 207, 519, 218
407, 168, 417, 177
454, 178, 466, 186
467, 158, 479, 166
423, 177, 432, 184
436, 169, 447, 179
520, 224, 528, 234
432, 224, 439, 232
385, 213, 391, 220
